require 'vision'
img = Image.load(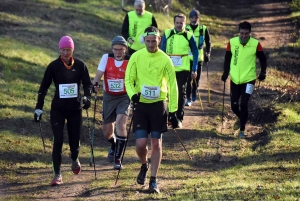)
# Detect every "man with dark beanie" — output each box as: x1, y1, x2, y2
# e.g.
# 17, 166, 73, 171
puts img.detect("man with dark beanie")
221, 21, 267, 138
185, 9, 211, 106
93, 36, 130, 170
